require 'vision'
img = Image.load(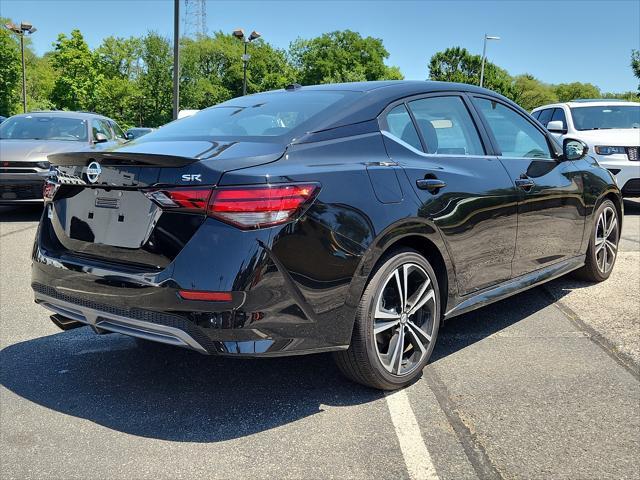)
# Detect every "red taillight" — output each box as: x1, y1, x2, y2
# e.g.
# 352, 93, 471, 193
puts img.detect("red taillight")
146, 183, 320, 229
208, 184, 320, 229
145, 188, 212, 213
178, 290, 232, 302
